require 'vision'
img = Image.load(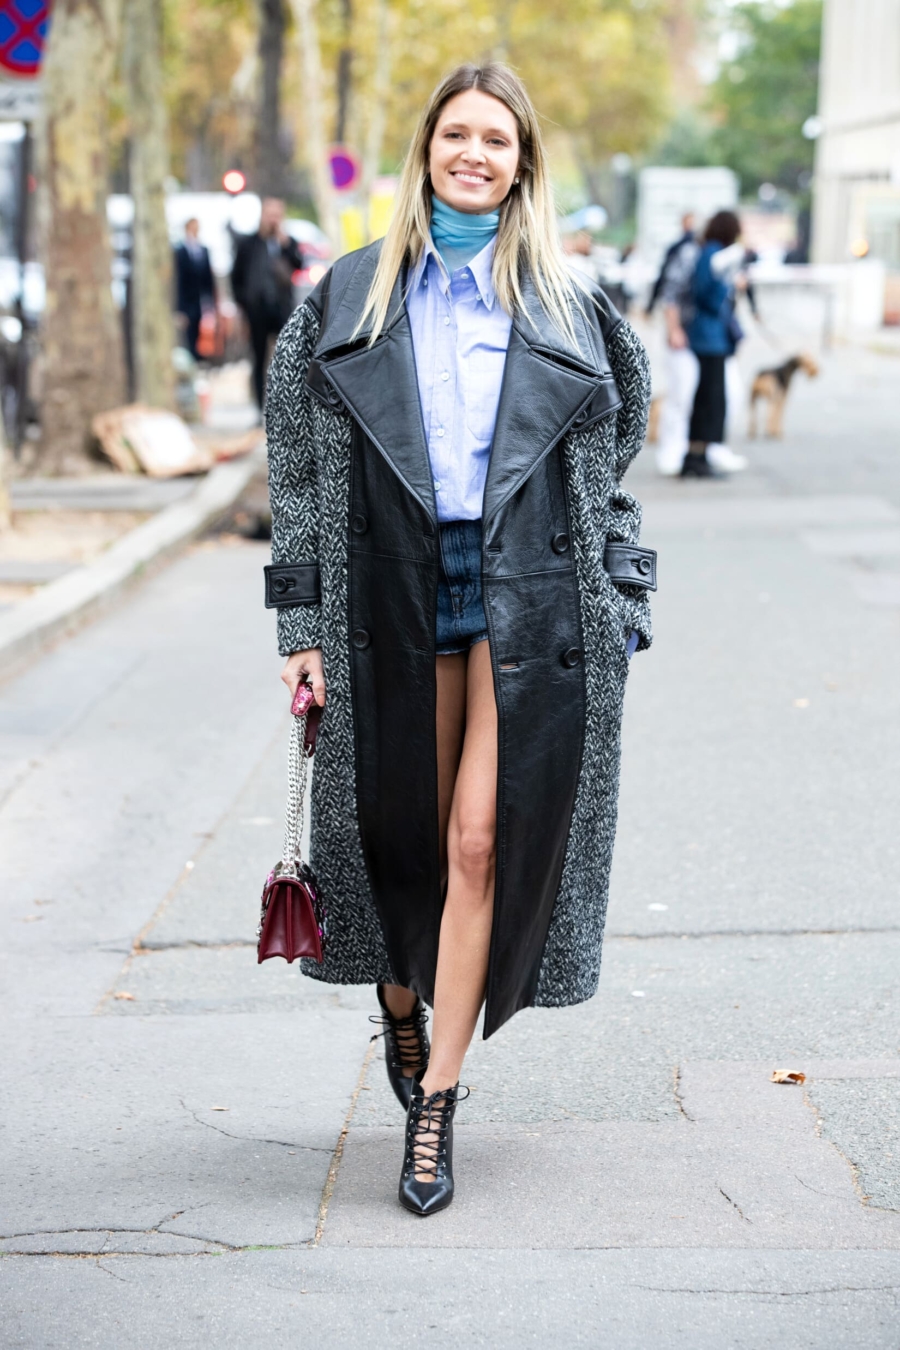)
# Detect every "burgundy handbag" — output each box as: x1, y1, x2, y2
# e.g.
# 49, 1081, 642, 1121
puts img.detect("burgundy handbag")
257, 683, 326, 964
